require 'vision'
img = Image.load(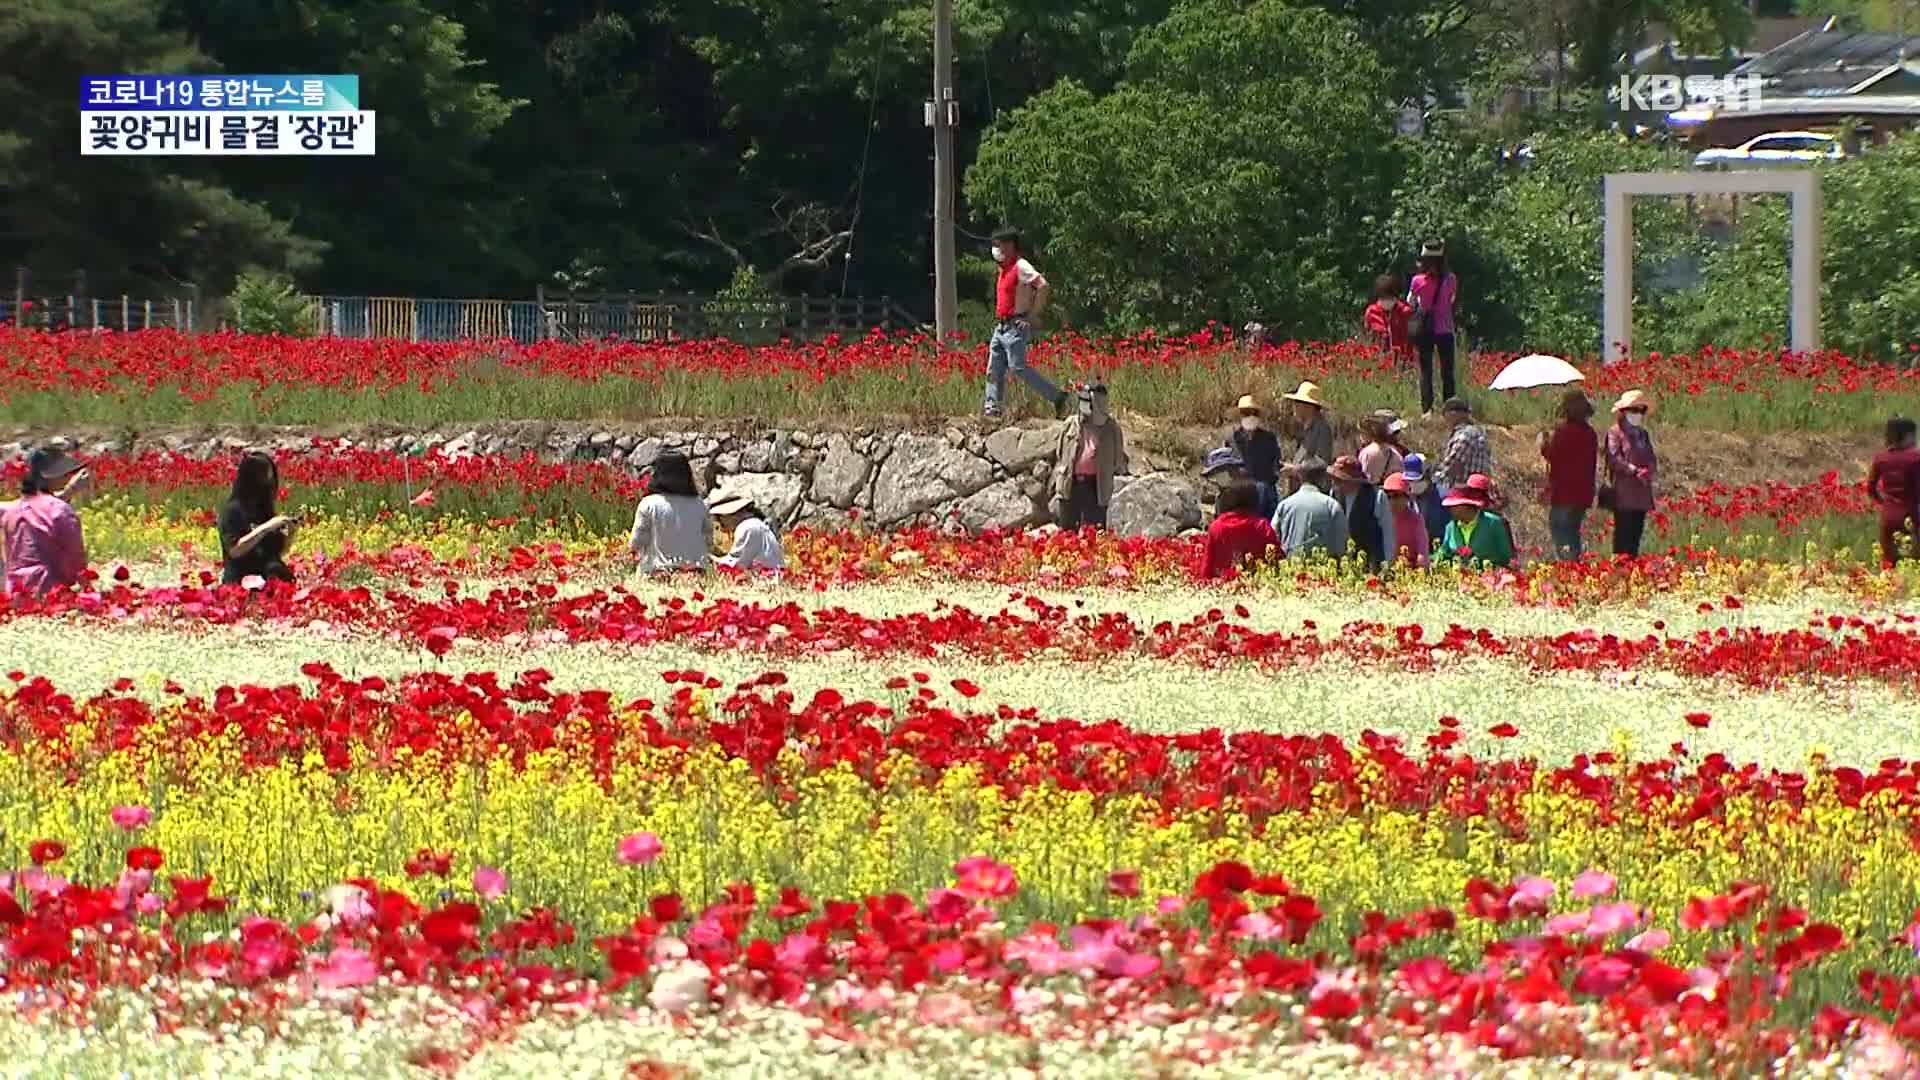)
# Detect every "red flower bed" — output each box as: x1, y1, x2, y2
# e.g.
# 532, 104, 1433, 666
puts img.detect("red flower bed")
4, 327, 1918, 401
